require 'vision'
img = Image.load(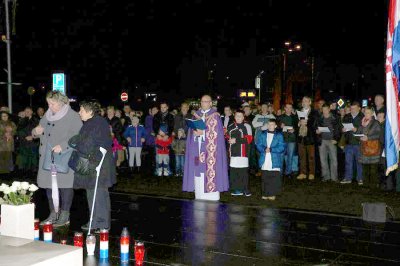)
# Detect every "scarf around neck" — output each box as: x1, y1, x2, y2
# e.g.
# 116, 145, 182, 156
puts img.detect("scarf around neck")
45, 104, 70, 122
